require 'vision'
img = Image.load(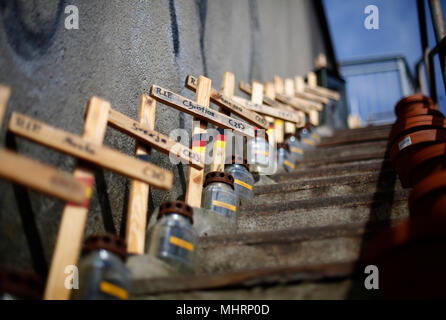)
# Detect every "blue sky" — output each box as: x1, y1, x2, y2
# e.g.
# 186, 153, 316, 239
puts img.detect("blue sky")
323, 0, 446, 115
